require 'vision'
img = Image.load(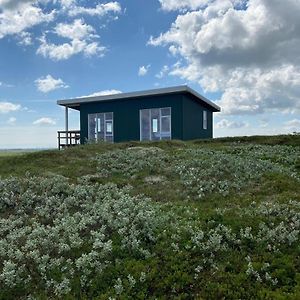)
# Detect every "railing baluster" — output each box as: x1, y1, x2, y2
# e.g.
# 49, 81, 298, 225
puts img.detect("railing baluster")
57, 130, 80, 150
